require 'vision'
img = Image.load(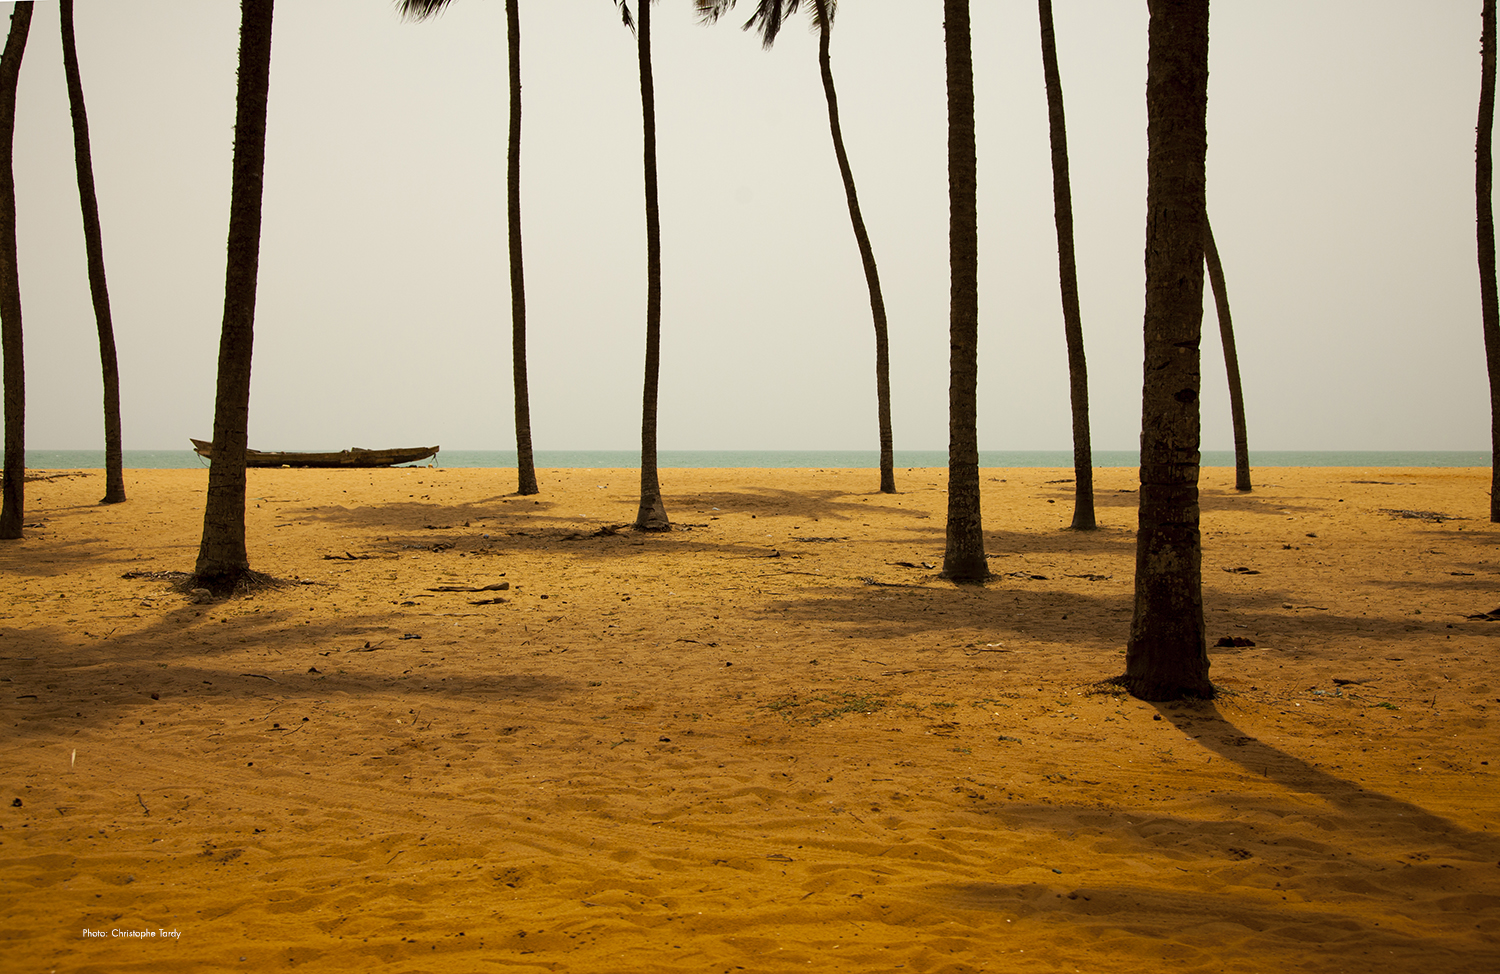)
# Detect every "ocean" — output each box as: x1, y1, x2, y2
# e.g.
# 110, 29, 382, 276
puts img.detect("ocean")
20, 449, 1494, 470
